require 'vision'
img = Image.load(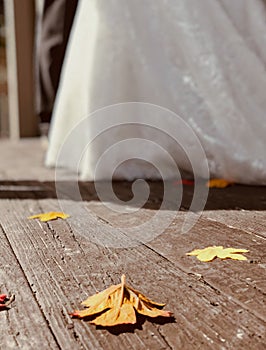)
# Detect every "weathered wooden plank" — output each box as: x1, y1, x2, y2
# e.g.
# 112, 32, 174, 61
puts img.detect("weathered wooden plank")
203, 210, 266, 238
84, 199, 266, 335
0, 202, 105, 350
0, 180, 57, 199
0, 139, 76, 182
203, 185, 266, 210
39, 201, 265, 348
149, 216, 266, 318
78, 181, 266, 211
0, 200, 171, 350
0, 139, 53, 181
1, 199, 265, 349
0, 224, 59, 349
